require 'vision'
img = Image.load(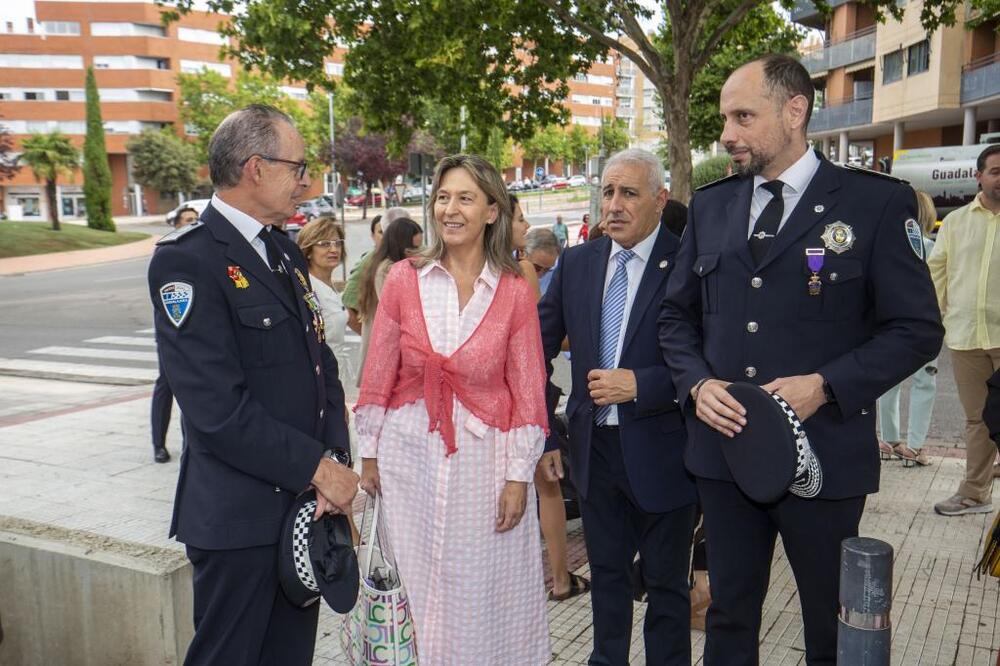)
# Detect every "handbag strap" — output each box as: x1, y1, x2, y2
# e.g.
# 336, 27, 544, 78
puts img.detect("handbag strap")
361, 493, 381, 576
